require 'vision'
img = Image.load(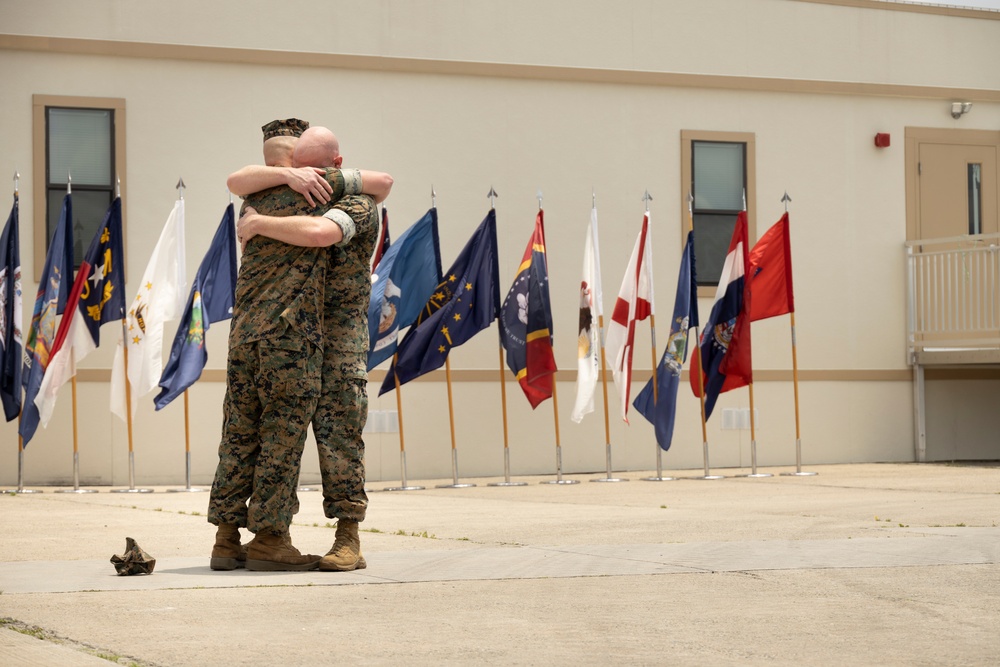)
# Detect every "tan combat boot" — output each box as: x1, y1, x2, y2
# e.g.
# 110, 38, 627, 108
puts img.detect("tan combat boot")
210, 523, 247, 571
245, 531, 321, 571
319, 519, 367, 572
